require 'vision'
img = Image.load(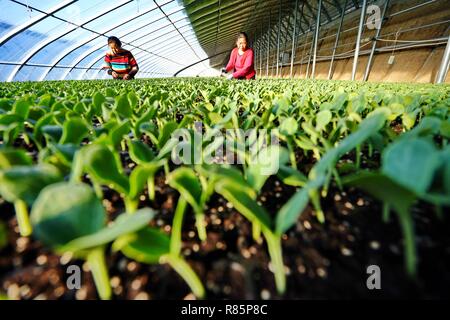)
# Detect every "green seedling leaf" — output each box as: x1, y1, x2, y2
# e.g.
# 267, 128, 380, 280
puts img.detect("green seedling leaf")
33, 112, 55, 147
295, 135, 316, 150
109, 120, 131, 150
215, 180, 272, 231
403, 116, 441, 139
0, 164, 62, 205
12, 98, 31, 119
0, 148, 32, 169
0, 98, 13, 112
315, 110, 332, 131
402, 111, 419, 130
105, 88, 116, 97
28, 106, 46, 123
208, 112, 223, 125
39, 93, 55, 108
196, 164, 256, 198
440, 119, 450, 139
156, 136, 179, 160
344, 172, 417, 220
128, 139, 155, 163
115, 94, 132, 118
442, 146, 450, 196
128, 92, 139, 109
113, 226, 205, 298
276, 112, 387, 232
0, 113, 21, 127
382, 137, 440, 195
168, 167, 202, 213
58, 208, 155, 253
92, 92, 106, 111
387, 103, 405, 121
73, 101, 86, 114
129, 160, 166, 199
59, 117, 89, 145
134, 107, 157, 137
275, 175, 324, 235
31, 182, 106, 248
247, 145, 289, 191
42, 125, 63, 143
280, 117, 298, 136
112, 227, 170, 264
84, 144, 129, 194
277, 165, 308, 187
158, 121, 178, 149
